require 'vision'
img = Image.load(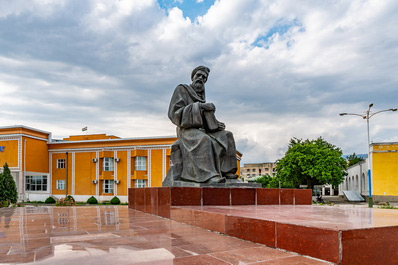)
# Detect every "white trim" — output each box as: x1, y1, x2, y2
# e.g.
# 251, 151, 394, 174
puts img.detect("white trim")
96, 151, 99, 196
49, 153, 53, 195
0, 133, 49, 142
49, 135, 176, 145
0, 137, 22, 170
18, 137, 22, 170
48, 145, 173, 153
71, 152, 75, 195
162, 149, 166, 181
127, 150, 131, 192
114, 150, 118, 196
148, 150, 152, 187
0, 125, 51, 135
